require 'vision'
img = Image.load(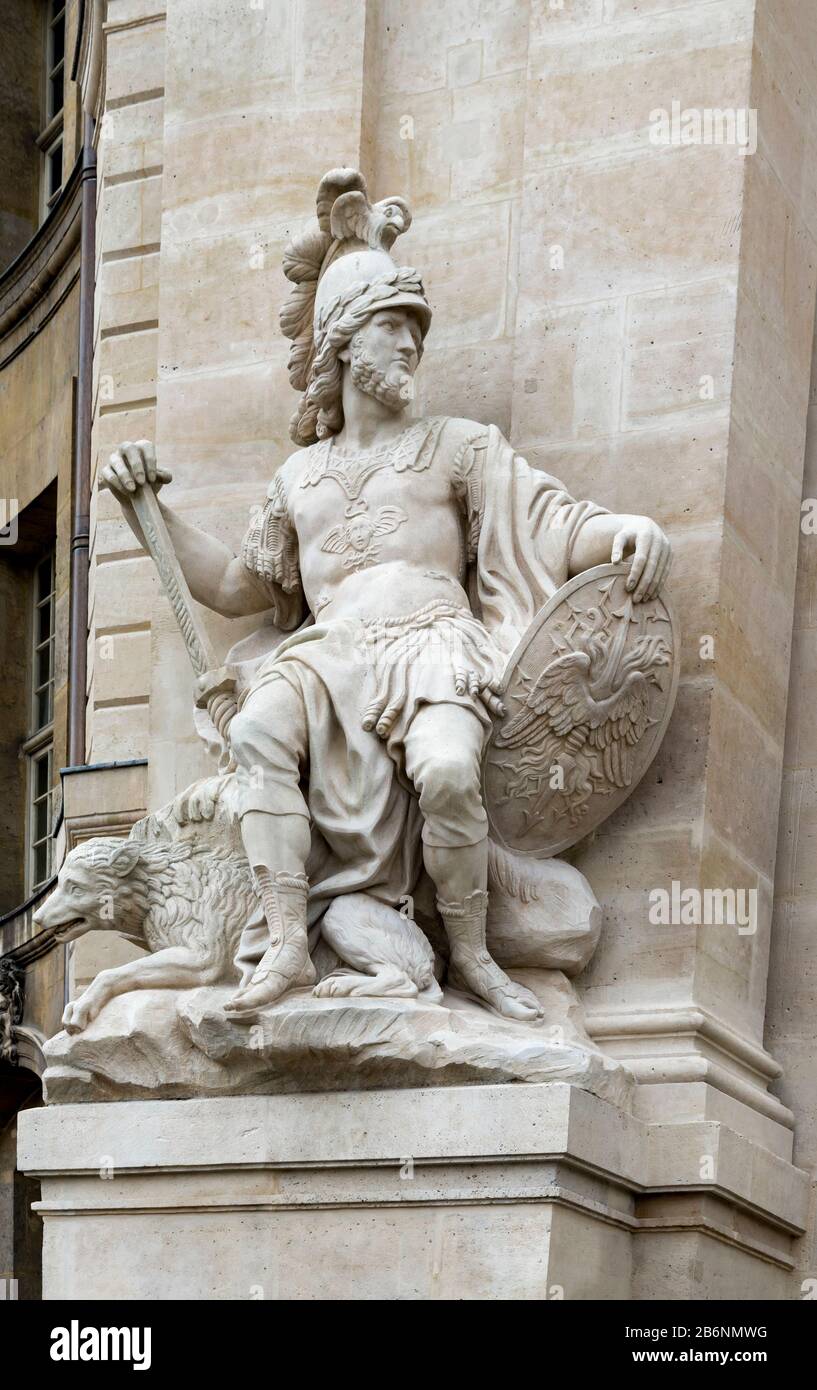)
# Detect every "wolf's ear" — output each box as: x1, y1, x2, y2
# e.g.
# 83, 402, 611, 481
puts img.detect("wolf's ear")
109, 840, 141, 878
